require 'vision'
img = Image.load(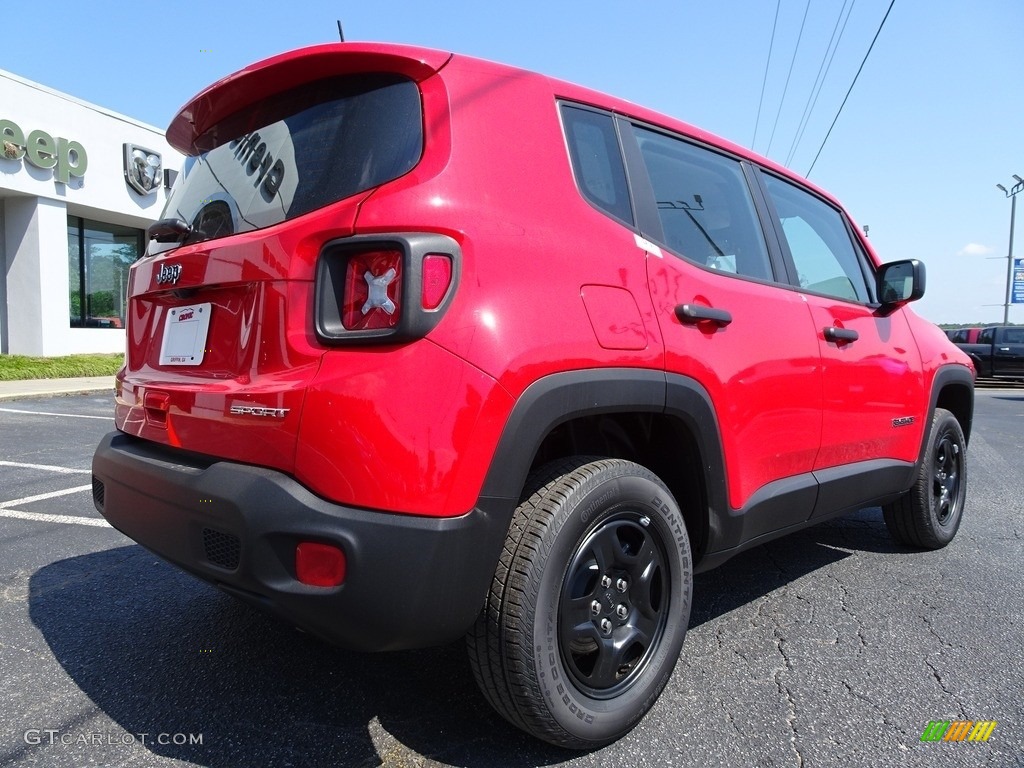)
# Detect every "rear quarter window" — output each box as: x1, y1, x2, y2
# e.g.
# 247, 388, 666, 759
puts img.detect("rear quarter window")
560, 105, 633, 225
